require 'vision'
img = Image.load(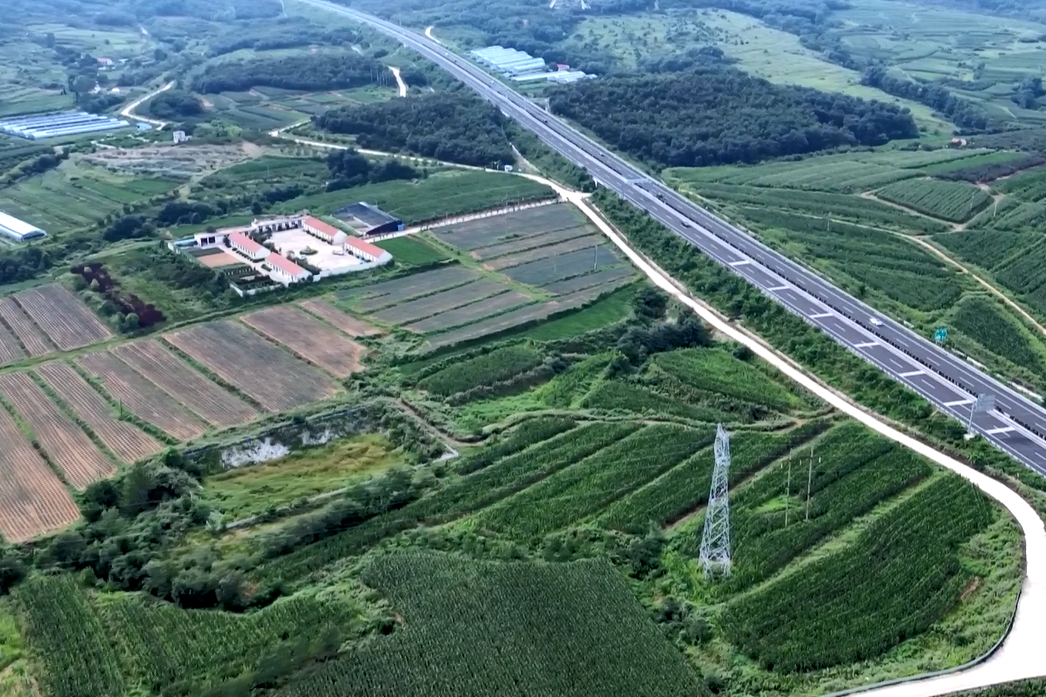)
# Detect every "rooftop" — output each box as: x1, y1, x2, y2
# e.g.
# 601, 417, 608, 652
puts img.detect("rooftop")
332, 202, 400, 229
267, 253, 309, 277
0, 211, 44, 236
228, 231, 266, 256
304, 215, 342, 238
346, 236, 386, 259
